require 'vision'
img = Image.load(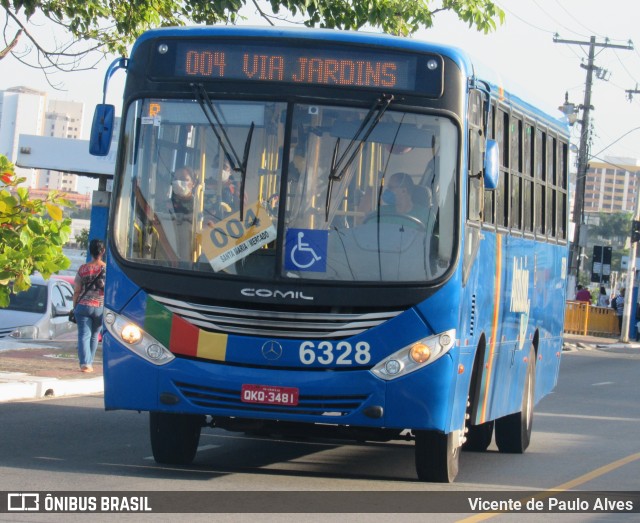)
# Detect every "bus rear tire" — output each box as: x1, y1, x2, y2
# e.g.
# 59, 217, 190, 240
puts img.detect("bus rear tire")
149, 412, 203, 465
495, 345, 536, 453
415, 430, 459, 483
